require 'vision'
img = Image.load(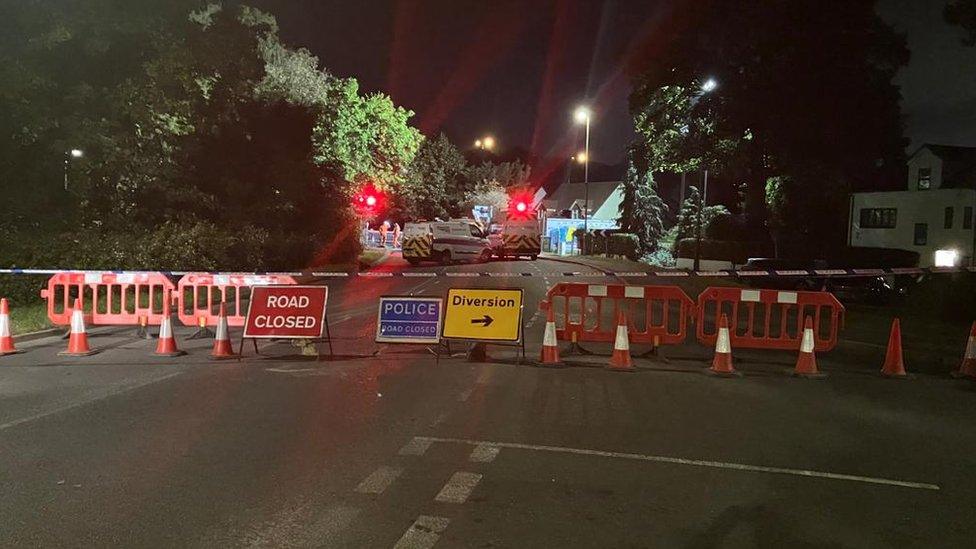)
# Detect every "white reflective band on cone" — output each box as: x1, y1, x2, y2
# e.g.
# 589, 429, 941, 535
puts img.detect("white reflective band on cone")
966, 337, 976, 359
70, 310, 86, 334
543, 322, 557, 346
0, 315, 9, 337
715, 327, 730, 354
614, 325, 629, 350
216, 317, 229, 341
159, 318, 172, 339
800, 328, 815, 353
